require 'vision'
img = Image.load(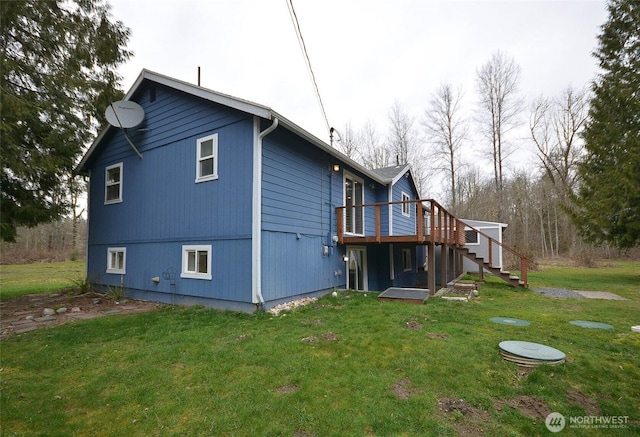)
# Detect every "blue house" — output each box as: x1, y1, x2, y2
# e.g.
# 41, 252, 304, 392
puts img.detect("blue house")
78, 70, 527, 312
